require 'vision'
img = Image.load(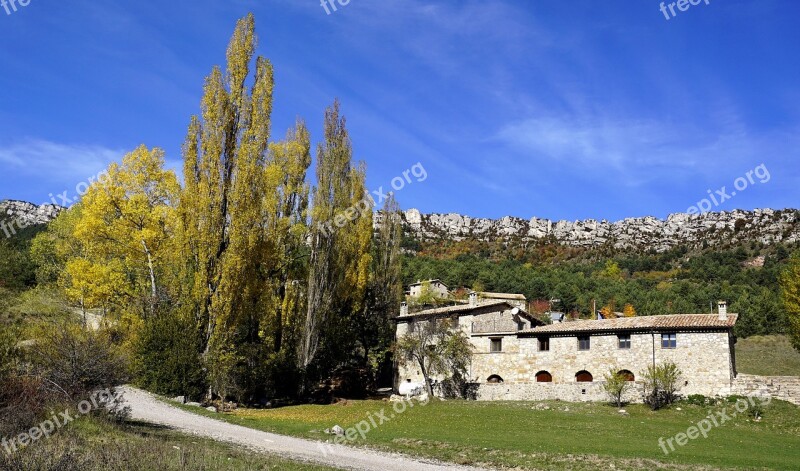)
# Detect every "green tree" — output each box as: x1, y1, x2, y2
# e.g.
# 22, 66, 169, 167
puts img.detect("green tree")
643, 361, 682, 410
602, 369, 631, 408
134, 309, 206, 400
394, 318, 473, 397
